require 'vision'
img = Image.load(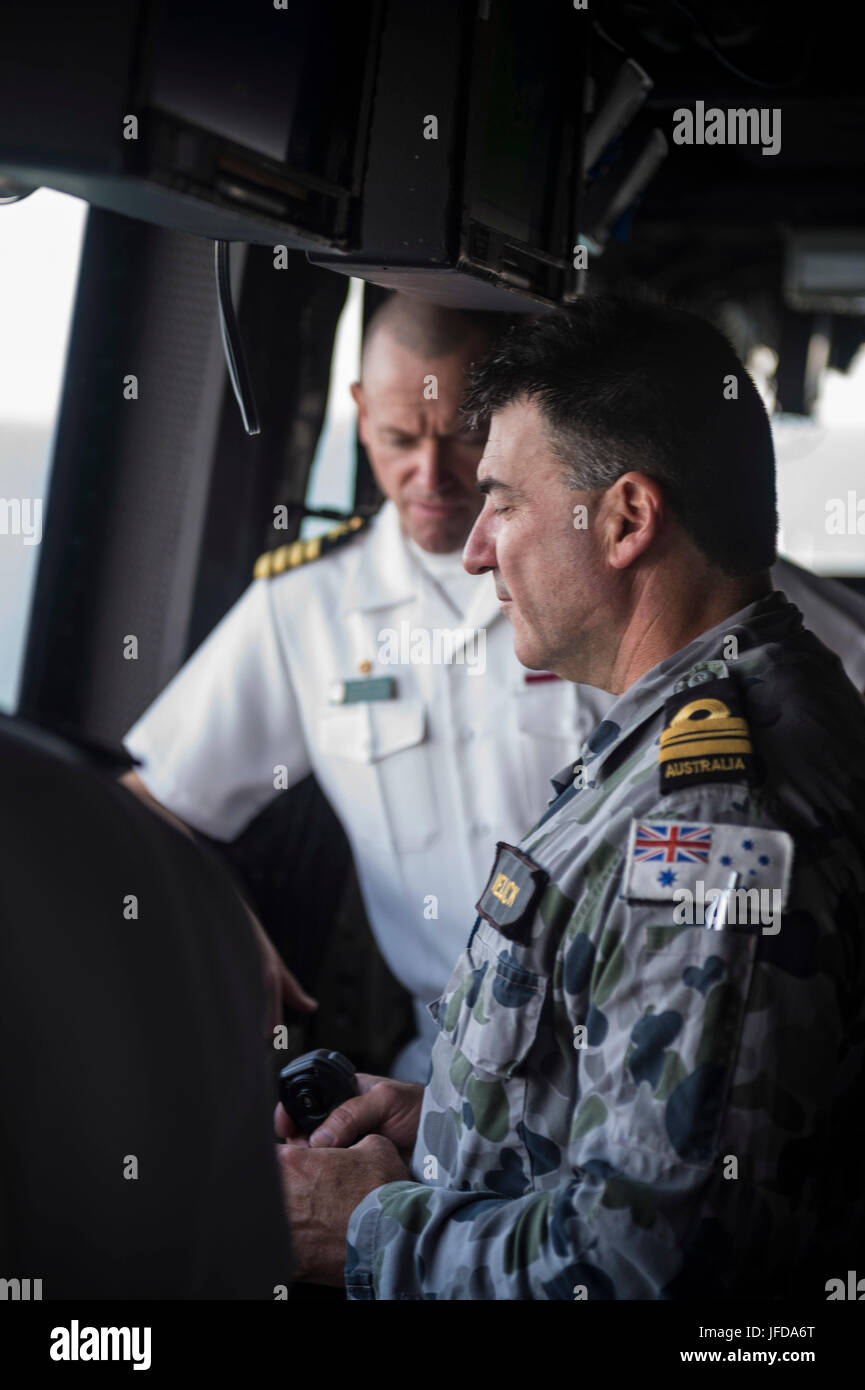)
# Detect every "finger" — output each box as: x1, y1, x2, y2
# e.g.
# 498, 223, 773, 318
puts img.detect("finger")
274, 1140, 311, 1168
309, 1086, 395, 1149
353, 1132, 411, 1182
355, 1072, 388, 1095
354, 1133, 396, 1155
274, 1100, 300, 1140
273, 1104, 312, 1147
274, 1141, 303, 1174
279, 963, 317, 1013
